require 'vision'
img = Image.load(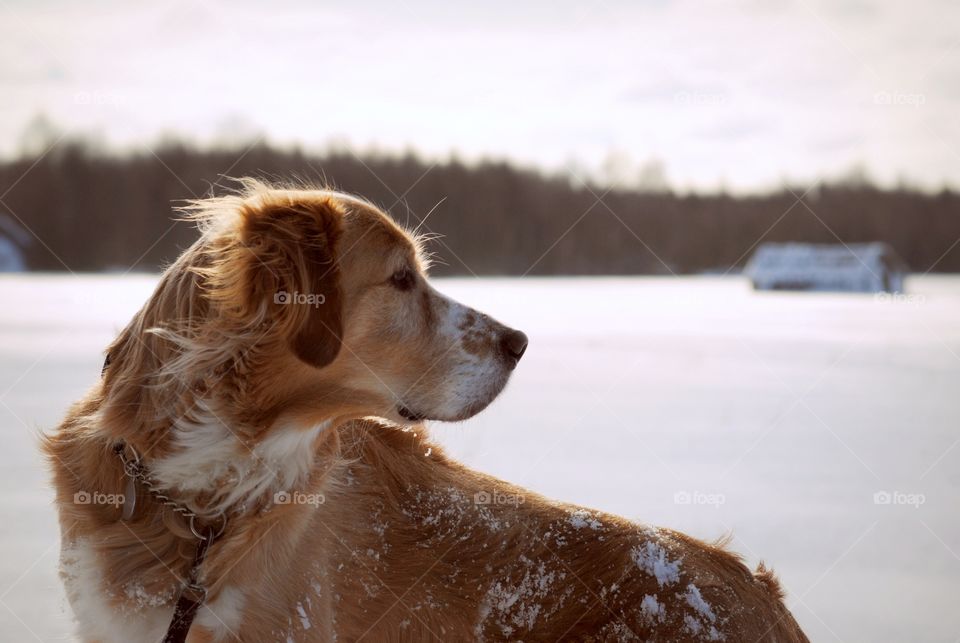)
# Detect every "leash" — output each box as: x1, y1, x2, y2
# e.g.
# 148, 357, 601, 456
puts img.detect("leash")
114, 438, 226, 643
163, 530, 216, 643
